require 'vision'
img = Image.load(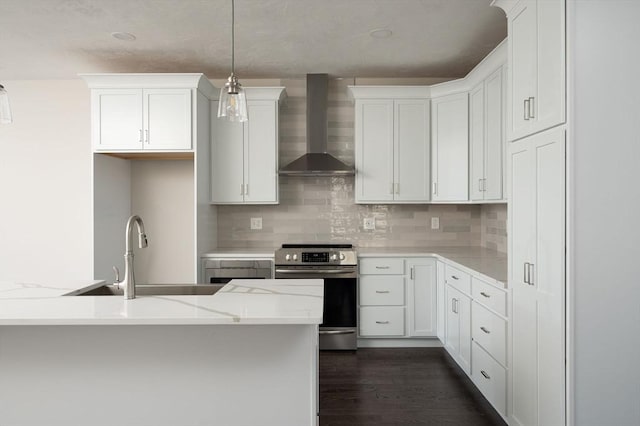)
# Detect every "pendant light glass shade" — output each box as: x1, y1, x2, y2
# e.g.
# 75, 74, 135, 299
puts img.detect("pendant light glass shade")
0, 85, 13, 124
217, 0, 248, 122
218, 74, 248, 122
